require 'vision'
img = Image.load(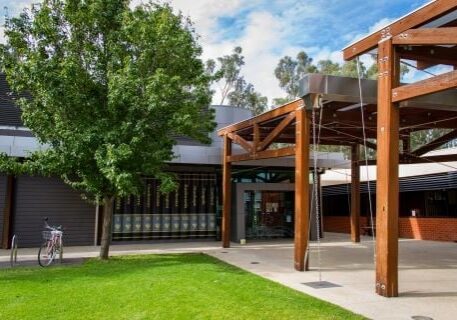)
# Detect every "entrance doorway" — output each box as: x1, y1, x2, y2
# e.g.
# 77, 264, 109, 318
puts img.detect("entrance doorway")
244, 191, 294, 239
